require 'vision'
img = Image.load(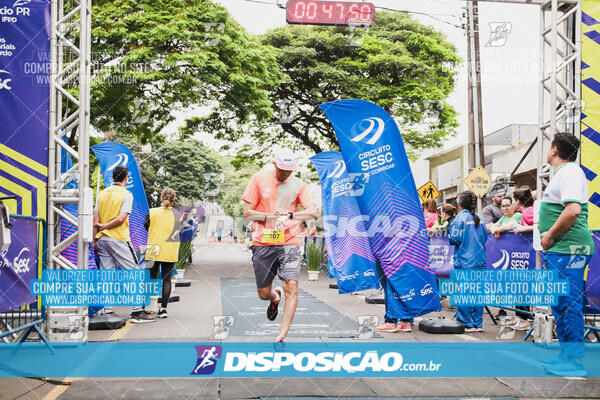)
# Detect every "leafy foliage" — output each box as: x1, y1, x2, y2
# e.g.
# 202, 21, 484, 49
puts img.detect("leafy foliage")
89, 0, 281, 143
143, 140, 222, 207
203, 11, 460, 160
